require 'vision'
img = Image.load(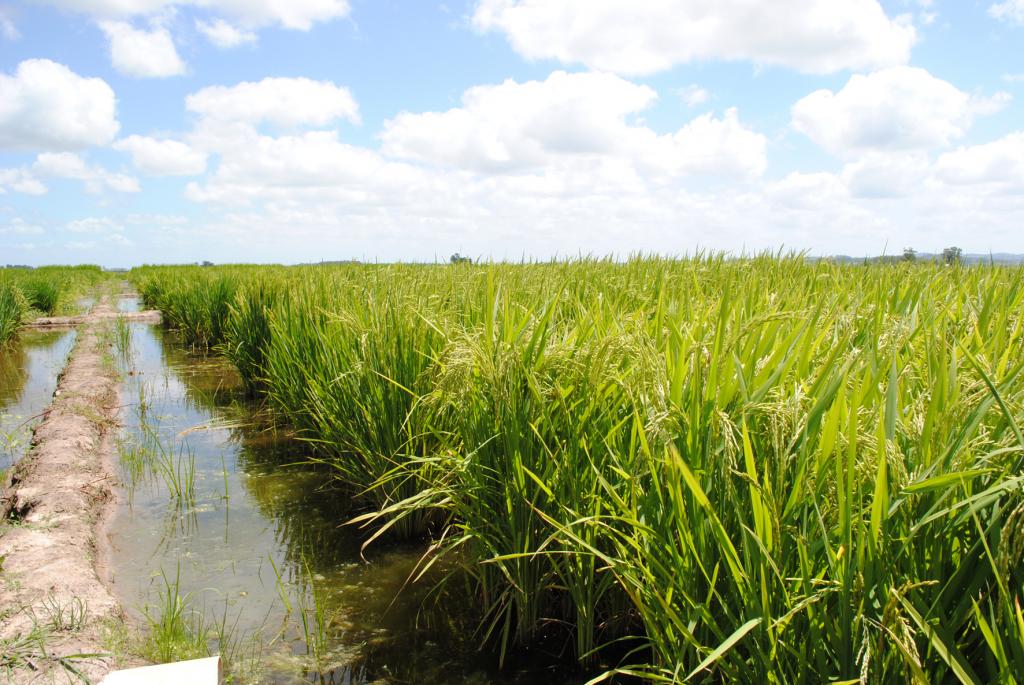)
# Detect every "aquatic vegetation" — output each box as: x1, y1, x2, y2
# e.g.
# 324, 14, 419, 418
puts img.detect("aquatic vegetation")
118, 412, 197, 507
146, 424, 197, 507
133, 257, 1024, 682
296, 560, 334, 673
139, 565, 209, 664
113, 315, 133, 362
